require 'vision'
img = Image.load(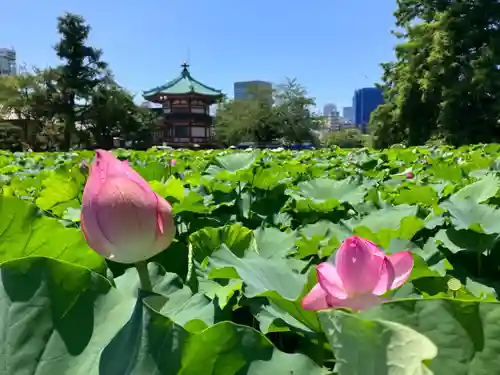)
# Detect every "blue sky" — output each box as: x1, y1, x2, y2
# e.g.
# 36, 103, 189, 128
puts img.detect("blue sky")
1, 0, 398, 110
